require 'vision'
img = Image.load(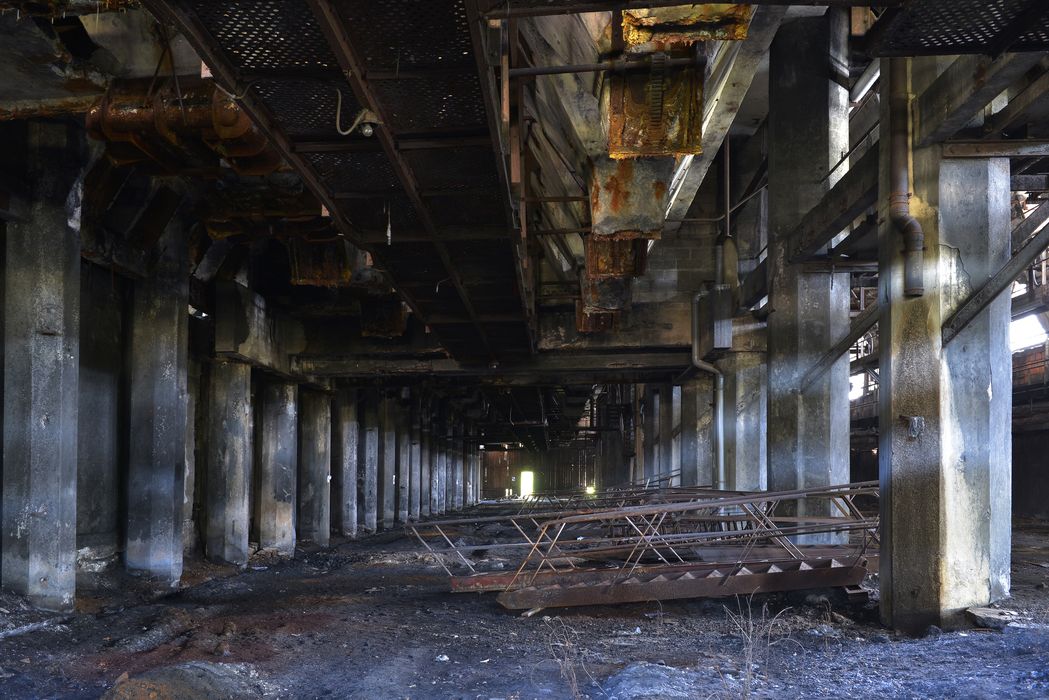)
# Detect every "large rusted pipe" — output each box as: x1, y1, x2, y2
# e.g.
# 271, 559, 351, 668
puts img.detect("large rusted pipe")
889, 58, 924, 297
